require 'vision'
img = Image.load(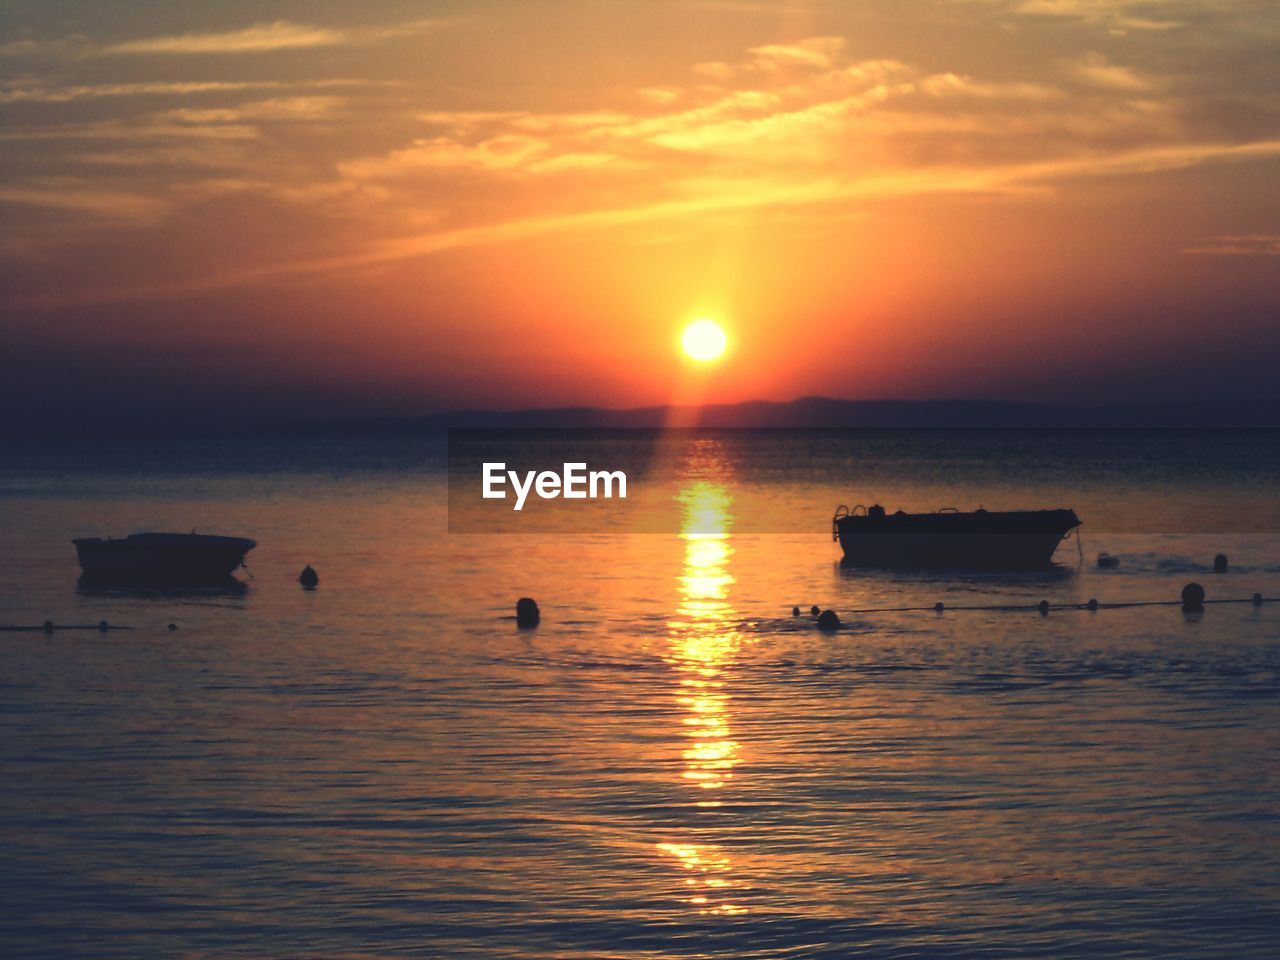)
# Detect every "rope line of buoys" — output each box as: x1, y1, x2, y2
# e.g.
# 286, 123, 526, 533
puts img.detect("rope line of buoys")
1, 621, 134, 632
791, 587, 1274, 618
